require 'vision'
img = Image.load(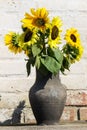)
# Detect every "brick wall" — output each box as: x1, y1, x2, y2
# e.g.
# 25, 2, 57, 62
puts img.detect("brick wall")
0, 0, 86, 124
